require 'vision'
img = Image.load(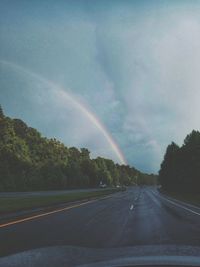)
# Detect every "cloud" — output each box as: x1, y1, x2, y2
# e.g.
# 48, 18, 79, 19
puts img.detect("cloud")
1, 1, 200, 172
91, 5, 200, 172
